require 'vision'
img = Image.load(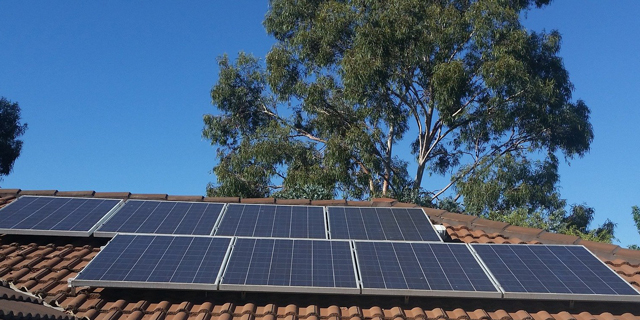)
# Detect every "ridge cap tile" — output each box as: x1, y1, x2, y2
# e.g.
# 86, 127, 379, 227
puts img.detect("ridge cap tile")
502, 225, 545, 240
310, 199, 346, 206
612, 247, 640, 265
536, 231, 581, 244
93, 192, 131, 199
18, 189, 58, 196
166, 195, 204, 202
420, 207, 447, 218
471, 218, 510, 232
204, 196, 240, 203
346, 200, 372, 206
275, 199, 311, 205
440, 212, 478, 224
576, 239, 620, 255
371, 198, 396, 202
129, 193, 168, 200
241, 198, 275, 204
0, 188, 21, 195
391, 202, 419, 208
55, 191, 96, 197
